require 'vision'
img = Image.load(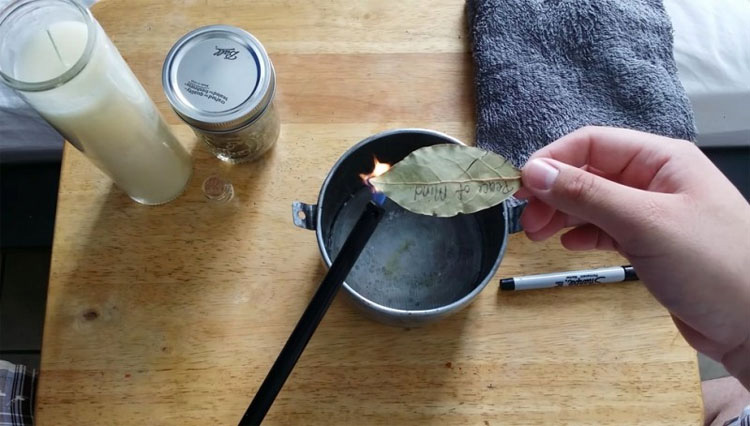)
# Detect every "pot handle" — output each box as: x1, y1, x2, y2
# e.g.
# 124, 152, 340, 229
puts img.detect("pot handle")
292, 201, 317, 230
506, 196, 527, 234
